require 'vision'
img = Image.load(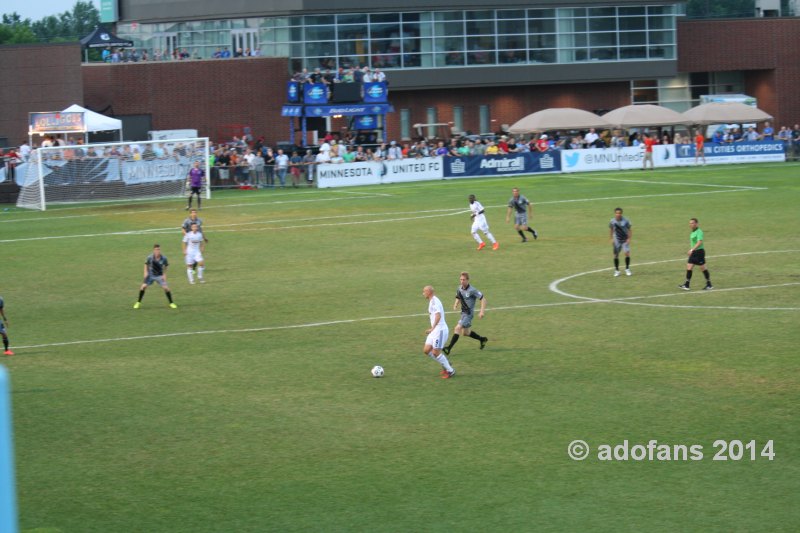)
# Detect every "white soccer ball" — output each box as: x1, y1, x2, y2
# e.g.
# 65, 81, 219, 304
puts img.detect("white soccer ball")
371, 365, 384, 378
